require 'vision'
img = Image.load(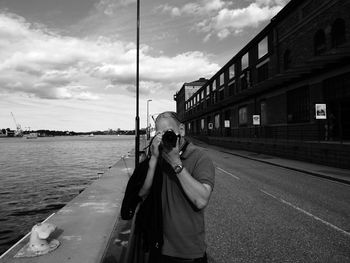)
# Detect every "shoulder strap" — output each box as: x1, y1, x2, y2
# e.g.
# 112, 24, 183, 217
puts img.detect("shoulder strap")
179, 139, 189, 157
